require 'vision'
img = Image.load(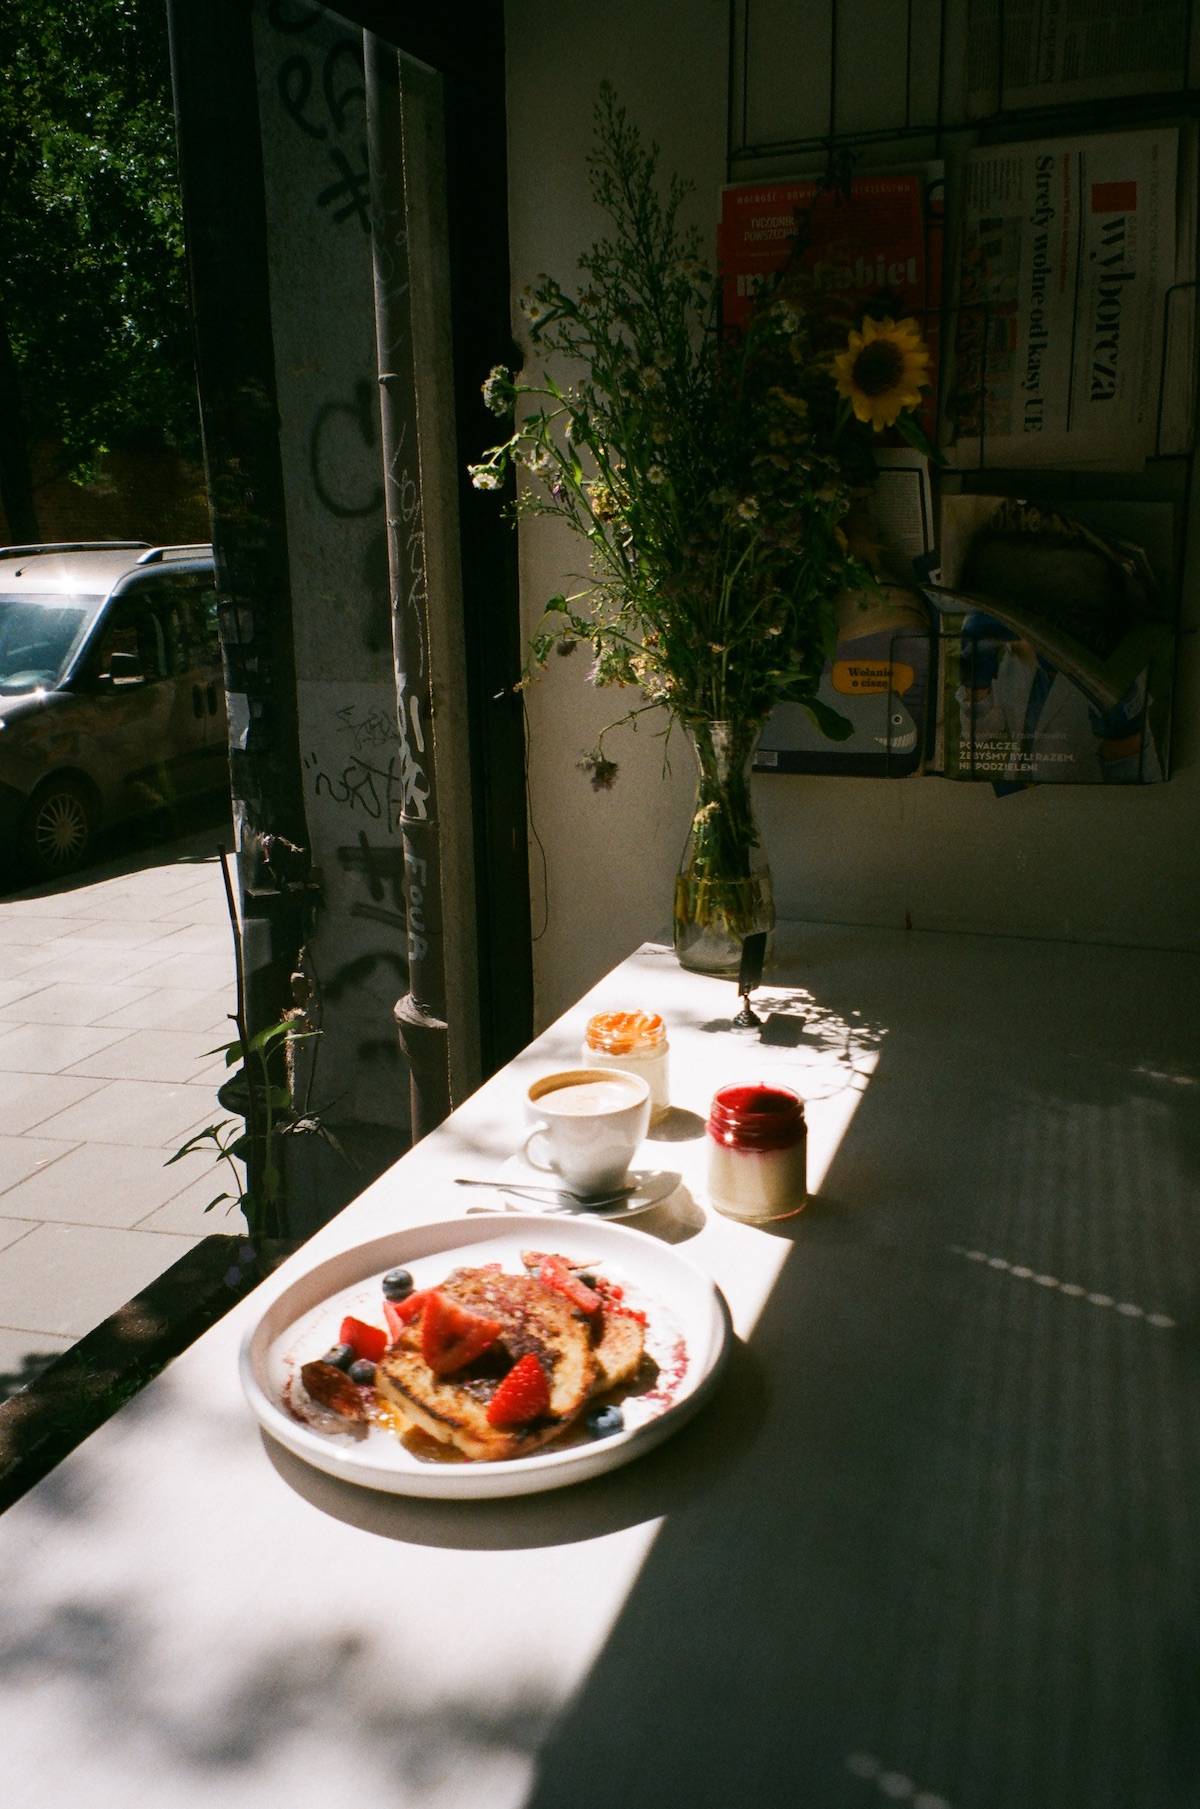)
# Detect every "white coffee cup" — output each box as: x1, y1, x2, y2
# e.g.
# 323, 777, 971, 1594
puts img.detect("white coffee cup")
524, 1067, 651, 1196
